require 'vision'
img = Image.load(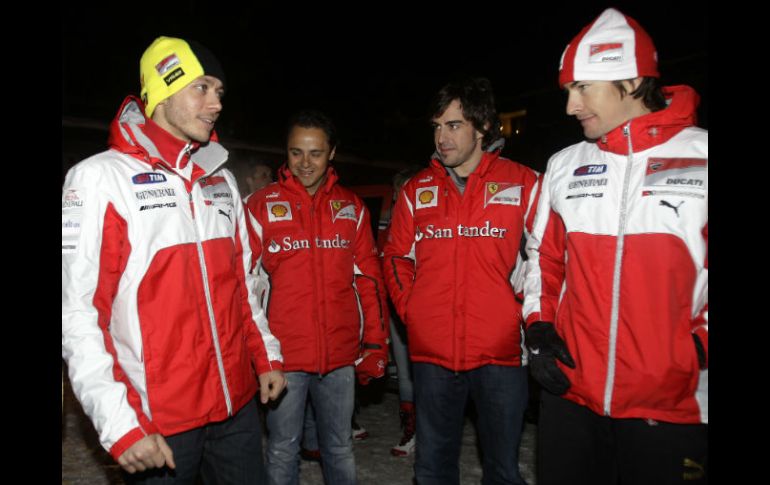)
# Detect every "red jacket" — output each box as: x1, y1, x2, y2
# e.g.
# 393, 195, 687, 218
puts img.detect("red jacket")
383, 151, 539, 371
246, 165, 389, 373
523, 86, 708, 424
61, 97, 283, 460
